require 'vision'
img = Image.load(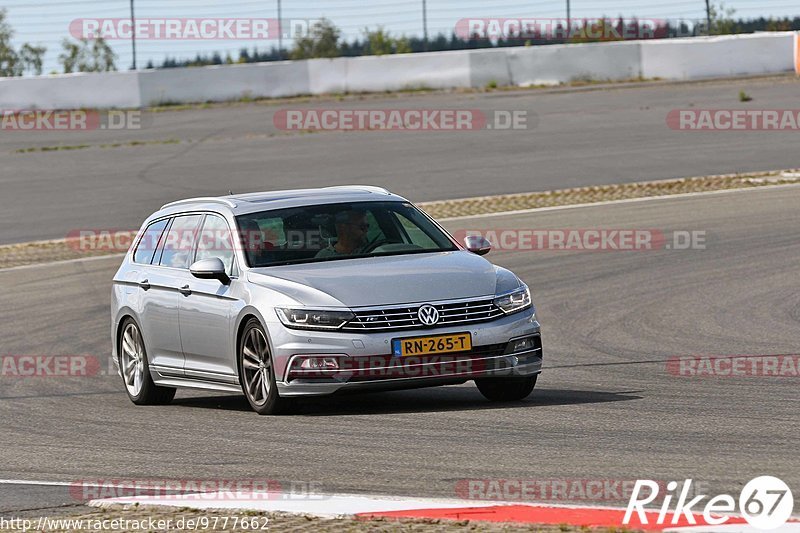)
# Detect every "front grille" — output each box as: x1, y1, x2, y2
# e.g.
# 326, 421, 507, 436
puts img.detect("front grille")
341, 297, 505, 332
